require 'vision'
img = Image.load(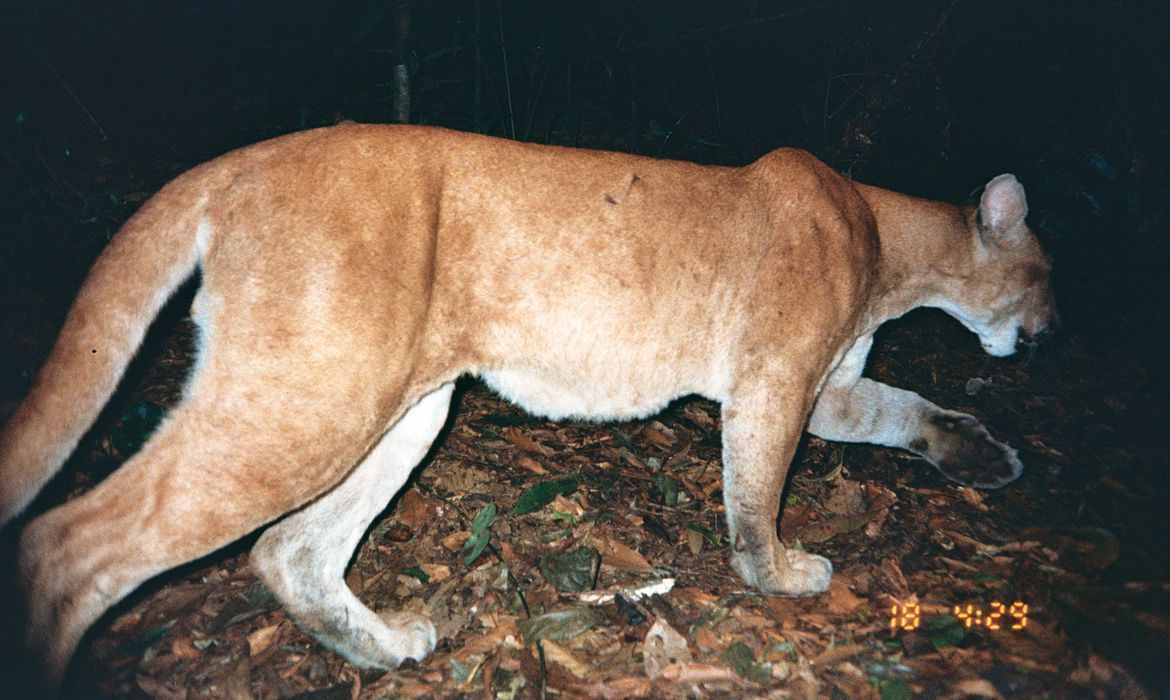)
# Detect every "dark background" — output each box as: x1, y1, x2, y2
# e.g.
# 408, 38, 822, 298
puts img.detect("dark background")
2, 1, 1168, 376
1, 0, 1168, 696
